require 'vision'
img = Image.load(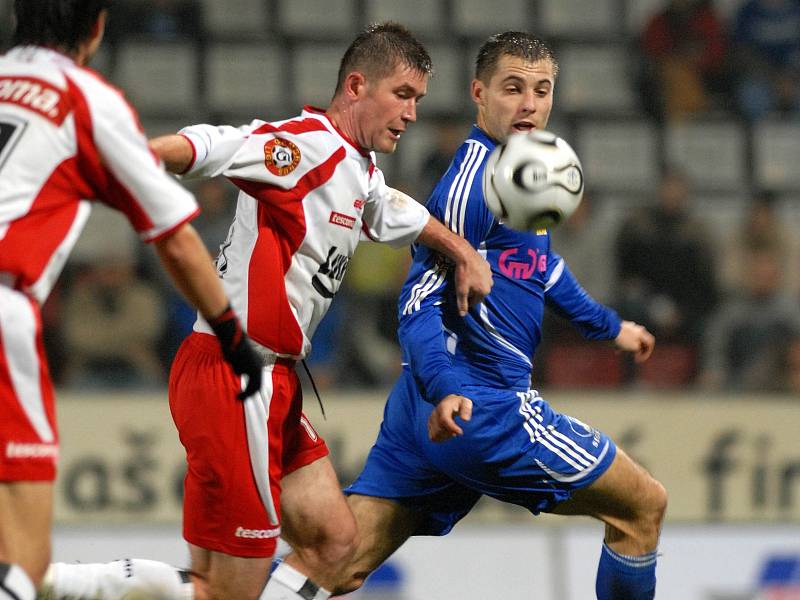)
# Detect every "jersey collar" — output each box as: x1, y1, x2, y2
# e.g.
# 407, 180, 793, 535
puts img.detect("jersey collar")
469, 125, 498, 150
302, 105, 371, 158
